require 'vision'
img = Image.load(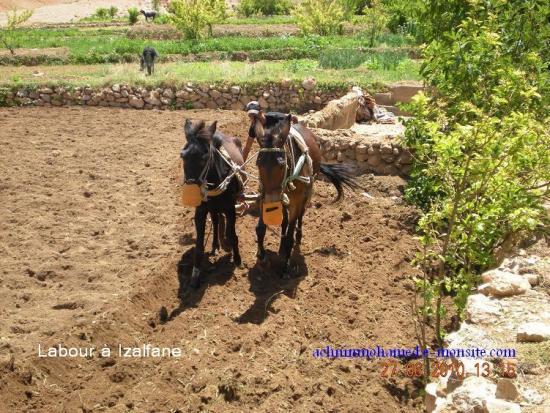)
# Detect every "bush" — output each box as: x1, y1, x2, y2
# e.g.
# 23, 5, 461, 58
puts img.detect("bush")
236, 0, 256, 17
293, 0, 346, 35
0, 9, 33, 55
237, 0, 291, 17
93, 7, 110, 19
340, 0, 370, 17
360, 0, 388, 46
406, 0, 550, 355
108, 6, 118, 18
152, 0, 161, 12
167, 0, 227, 39
128, 7, 139, 25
